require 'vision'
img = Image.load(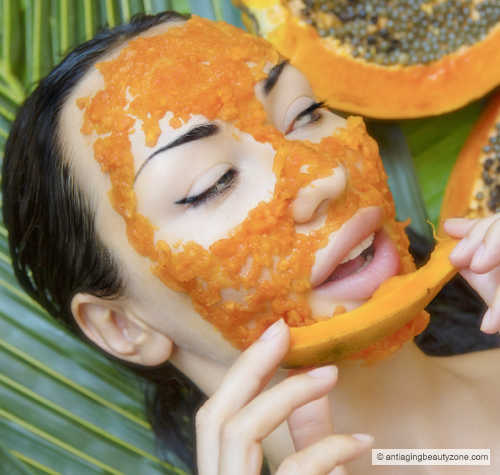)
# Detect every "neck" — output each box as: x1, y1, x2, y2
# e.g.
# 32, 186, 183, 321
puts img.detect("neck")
335, 338, 433, 393
170, 338, 439, 470
170, 337, 434, 398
